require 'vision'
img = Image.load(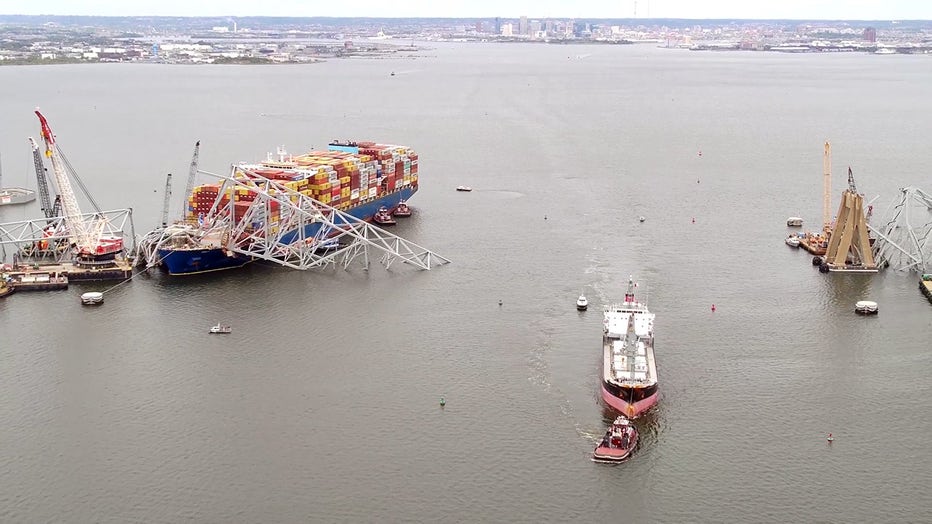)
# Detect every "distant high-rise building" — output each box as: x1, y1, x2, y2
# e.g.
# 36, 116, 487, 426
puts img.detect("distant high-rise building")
573, 21, 586, 37
544, 20, 554, 35
530, 20, 542, 37
495, 17, 501, 34
502, 23, 513, 37
476, 21, 483, 33
519, 16, 528, 36
863, 27, 877, 42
